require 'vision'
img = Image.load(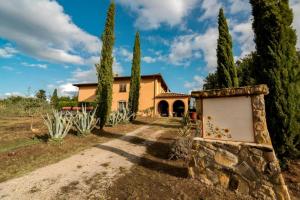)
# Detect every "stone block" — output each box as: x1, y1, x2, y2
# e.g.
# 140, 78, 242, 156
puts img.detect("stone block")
218, 173, 230, 188
214, 149, 238, 168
